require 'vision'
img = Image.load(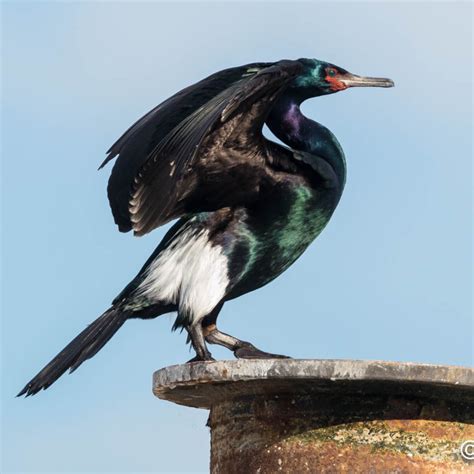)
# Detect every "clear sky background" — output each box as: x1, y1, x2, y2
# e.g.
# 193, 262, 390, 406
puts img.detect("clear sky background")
2, 1, 472, 472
